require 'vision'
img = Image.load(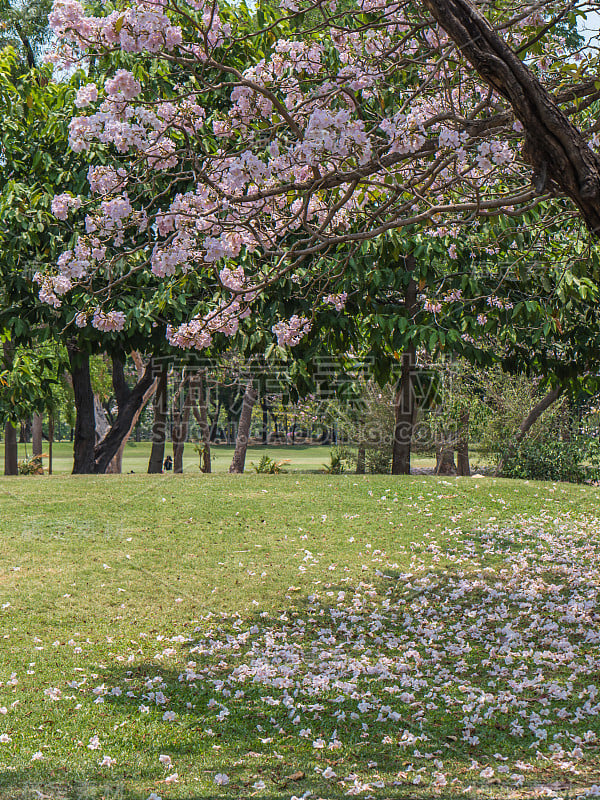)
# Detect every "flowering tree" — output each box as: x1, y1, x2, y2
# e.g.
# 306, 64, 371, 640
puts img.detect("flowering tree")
38, 0, 600, 353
